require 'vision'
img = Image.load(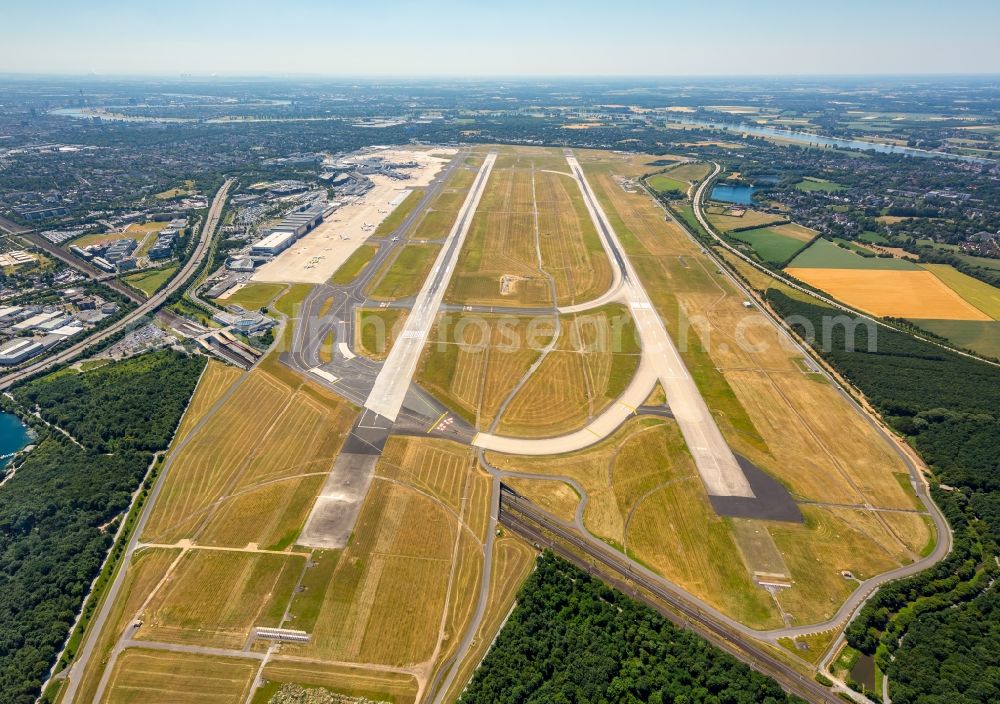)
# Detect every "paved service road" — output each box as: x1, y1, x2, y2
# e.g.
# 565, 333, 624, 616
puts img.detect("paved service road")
364, 152, 497, 422
474, 153, 754, 499
0, 178, 234, 392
